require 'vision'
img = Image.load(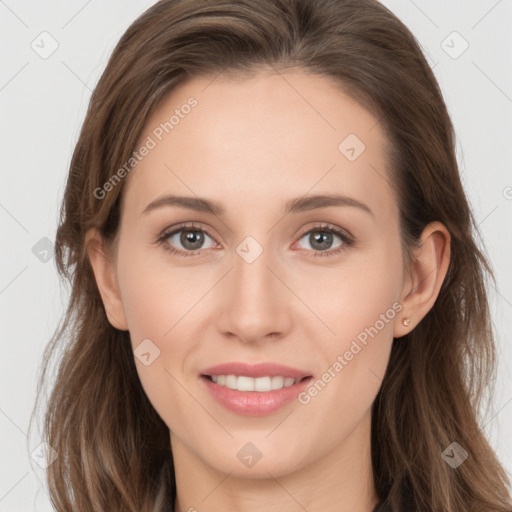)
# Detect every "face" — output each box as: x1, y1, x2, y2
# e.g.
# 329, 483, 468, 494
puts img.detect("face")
99, 69, 409, 478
